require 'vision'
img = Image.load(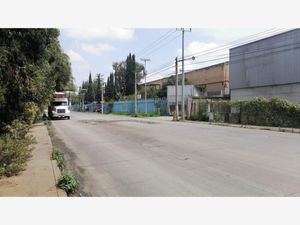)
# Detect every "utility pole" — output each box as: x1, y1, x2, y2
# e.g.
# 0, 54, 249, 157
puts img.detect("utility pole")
134, 71, 137, 113
100, 74, 104, 114
176, 28, 191, 121
80, 88, 87, 112
175, 57, 179, 121
140, 58, 150, 114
